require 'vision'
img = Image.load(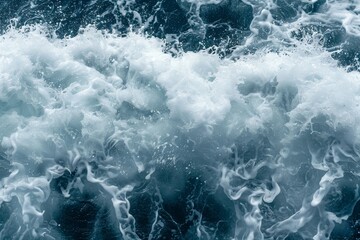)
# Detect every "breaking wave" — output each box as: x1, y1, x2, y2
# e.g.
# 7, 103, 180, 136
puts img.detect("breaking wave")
1, 0, 360, 239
